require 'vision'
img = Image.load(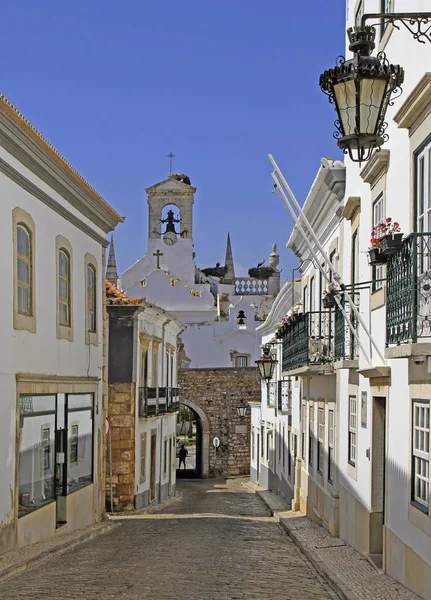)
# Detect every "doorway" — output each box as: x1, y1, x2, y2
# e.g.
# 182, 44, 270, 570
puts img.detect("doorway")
150, 429, 157, 502
370, 396, 386, 569
176, 404, 200, 478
